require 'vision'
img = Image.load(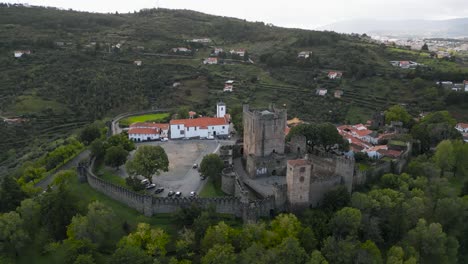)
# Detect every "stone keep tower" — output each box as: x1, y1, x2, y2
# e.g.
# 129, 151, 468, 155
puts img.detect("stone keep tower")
286, 159, 312, 211
243, 104, 287, 157
217, 101, 226, 118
